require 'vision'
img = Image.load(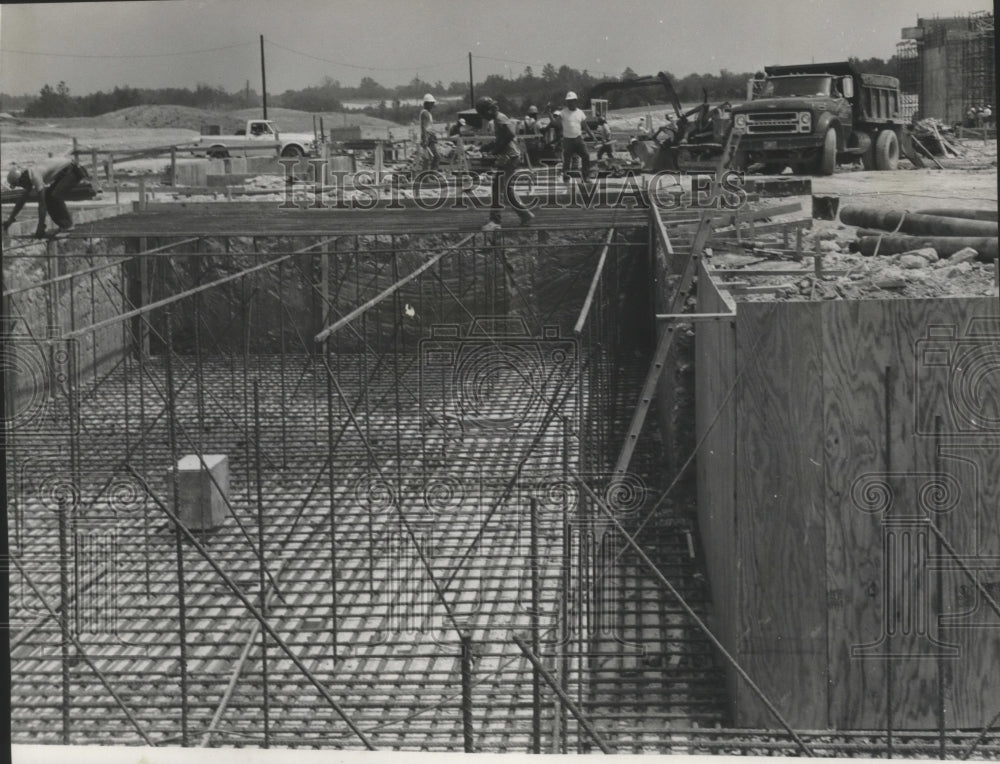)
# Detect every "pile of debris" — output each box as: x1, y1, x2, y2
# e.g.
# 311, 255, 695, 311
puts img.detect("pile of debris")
909, 118, 962, 158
